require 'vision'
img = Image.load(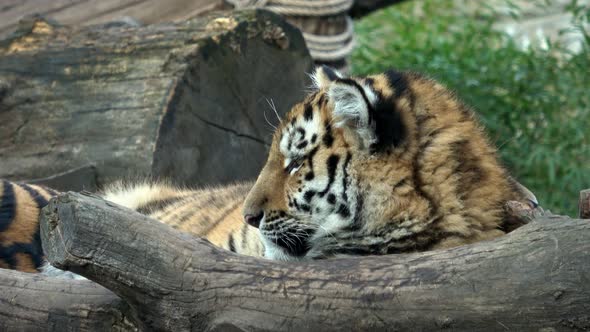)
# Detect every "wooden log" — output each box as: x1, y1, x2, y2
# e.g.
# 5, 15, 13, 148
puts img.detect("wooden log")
0, 269, 137, 331
0, 10, 312, 187
41, 192, 590, 331
580, 189, 590, 219
0, 0, 228, 39
28, 164, 98, 192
